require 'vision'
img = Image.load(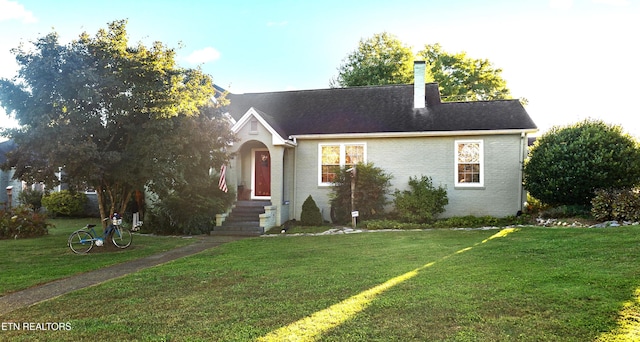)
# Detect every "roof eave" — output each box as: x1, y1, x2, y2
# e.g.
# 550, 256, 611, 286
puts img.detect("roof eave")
291, 128, 538, 140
